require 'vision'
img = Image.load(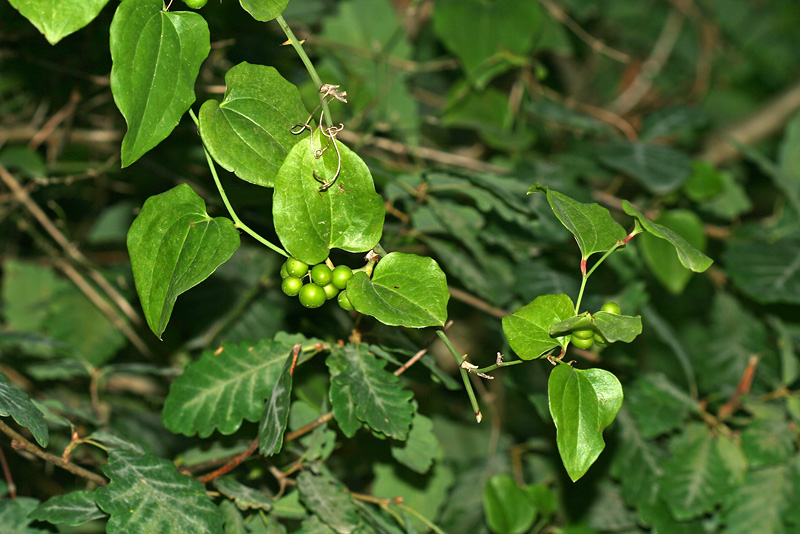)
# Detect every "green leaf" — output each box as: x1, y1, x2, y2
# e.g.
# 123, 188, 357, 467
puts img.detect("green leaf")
214, 478, 272, 512
272, 130, 385, 265
28, 491, 106, 526
0, 497, 49, 534
741, 419, 795, 468
482, 474, 537, 534
297, 471, 361, 533
199, 63, 308, 188
95, 450, 223, 534
433, 0, 542, 88
258, 349, 295, 456
8, 0, 110, 45
623, 201, 713, 273
373, 462, 454, 532
110, 0, 210, 167
531, 185, 626, 260
391, 411, 441, 474
721, 464, 793, 534
548, 364, 623, 481
549, 311, 643, 344
127, 183, 240, 338
326, 378, 361, 438
627, 373, 697, 438
239, 0, 289, 22
598, 142, 692, 194
296, 515, 336, 534
219, 500, 246, 534
346, 252, 449, 328
162, 339, 293, 437
502, 294, 575, 360
723, 239, 800, 304
659, 424, 733, 520
326, 345, 414, 440
639, 210, 707, 293
0, 372, 49, 447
